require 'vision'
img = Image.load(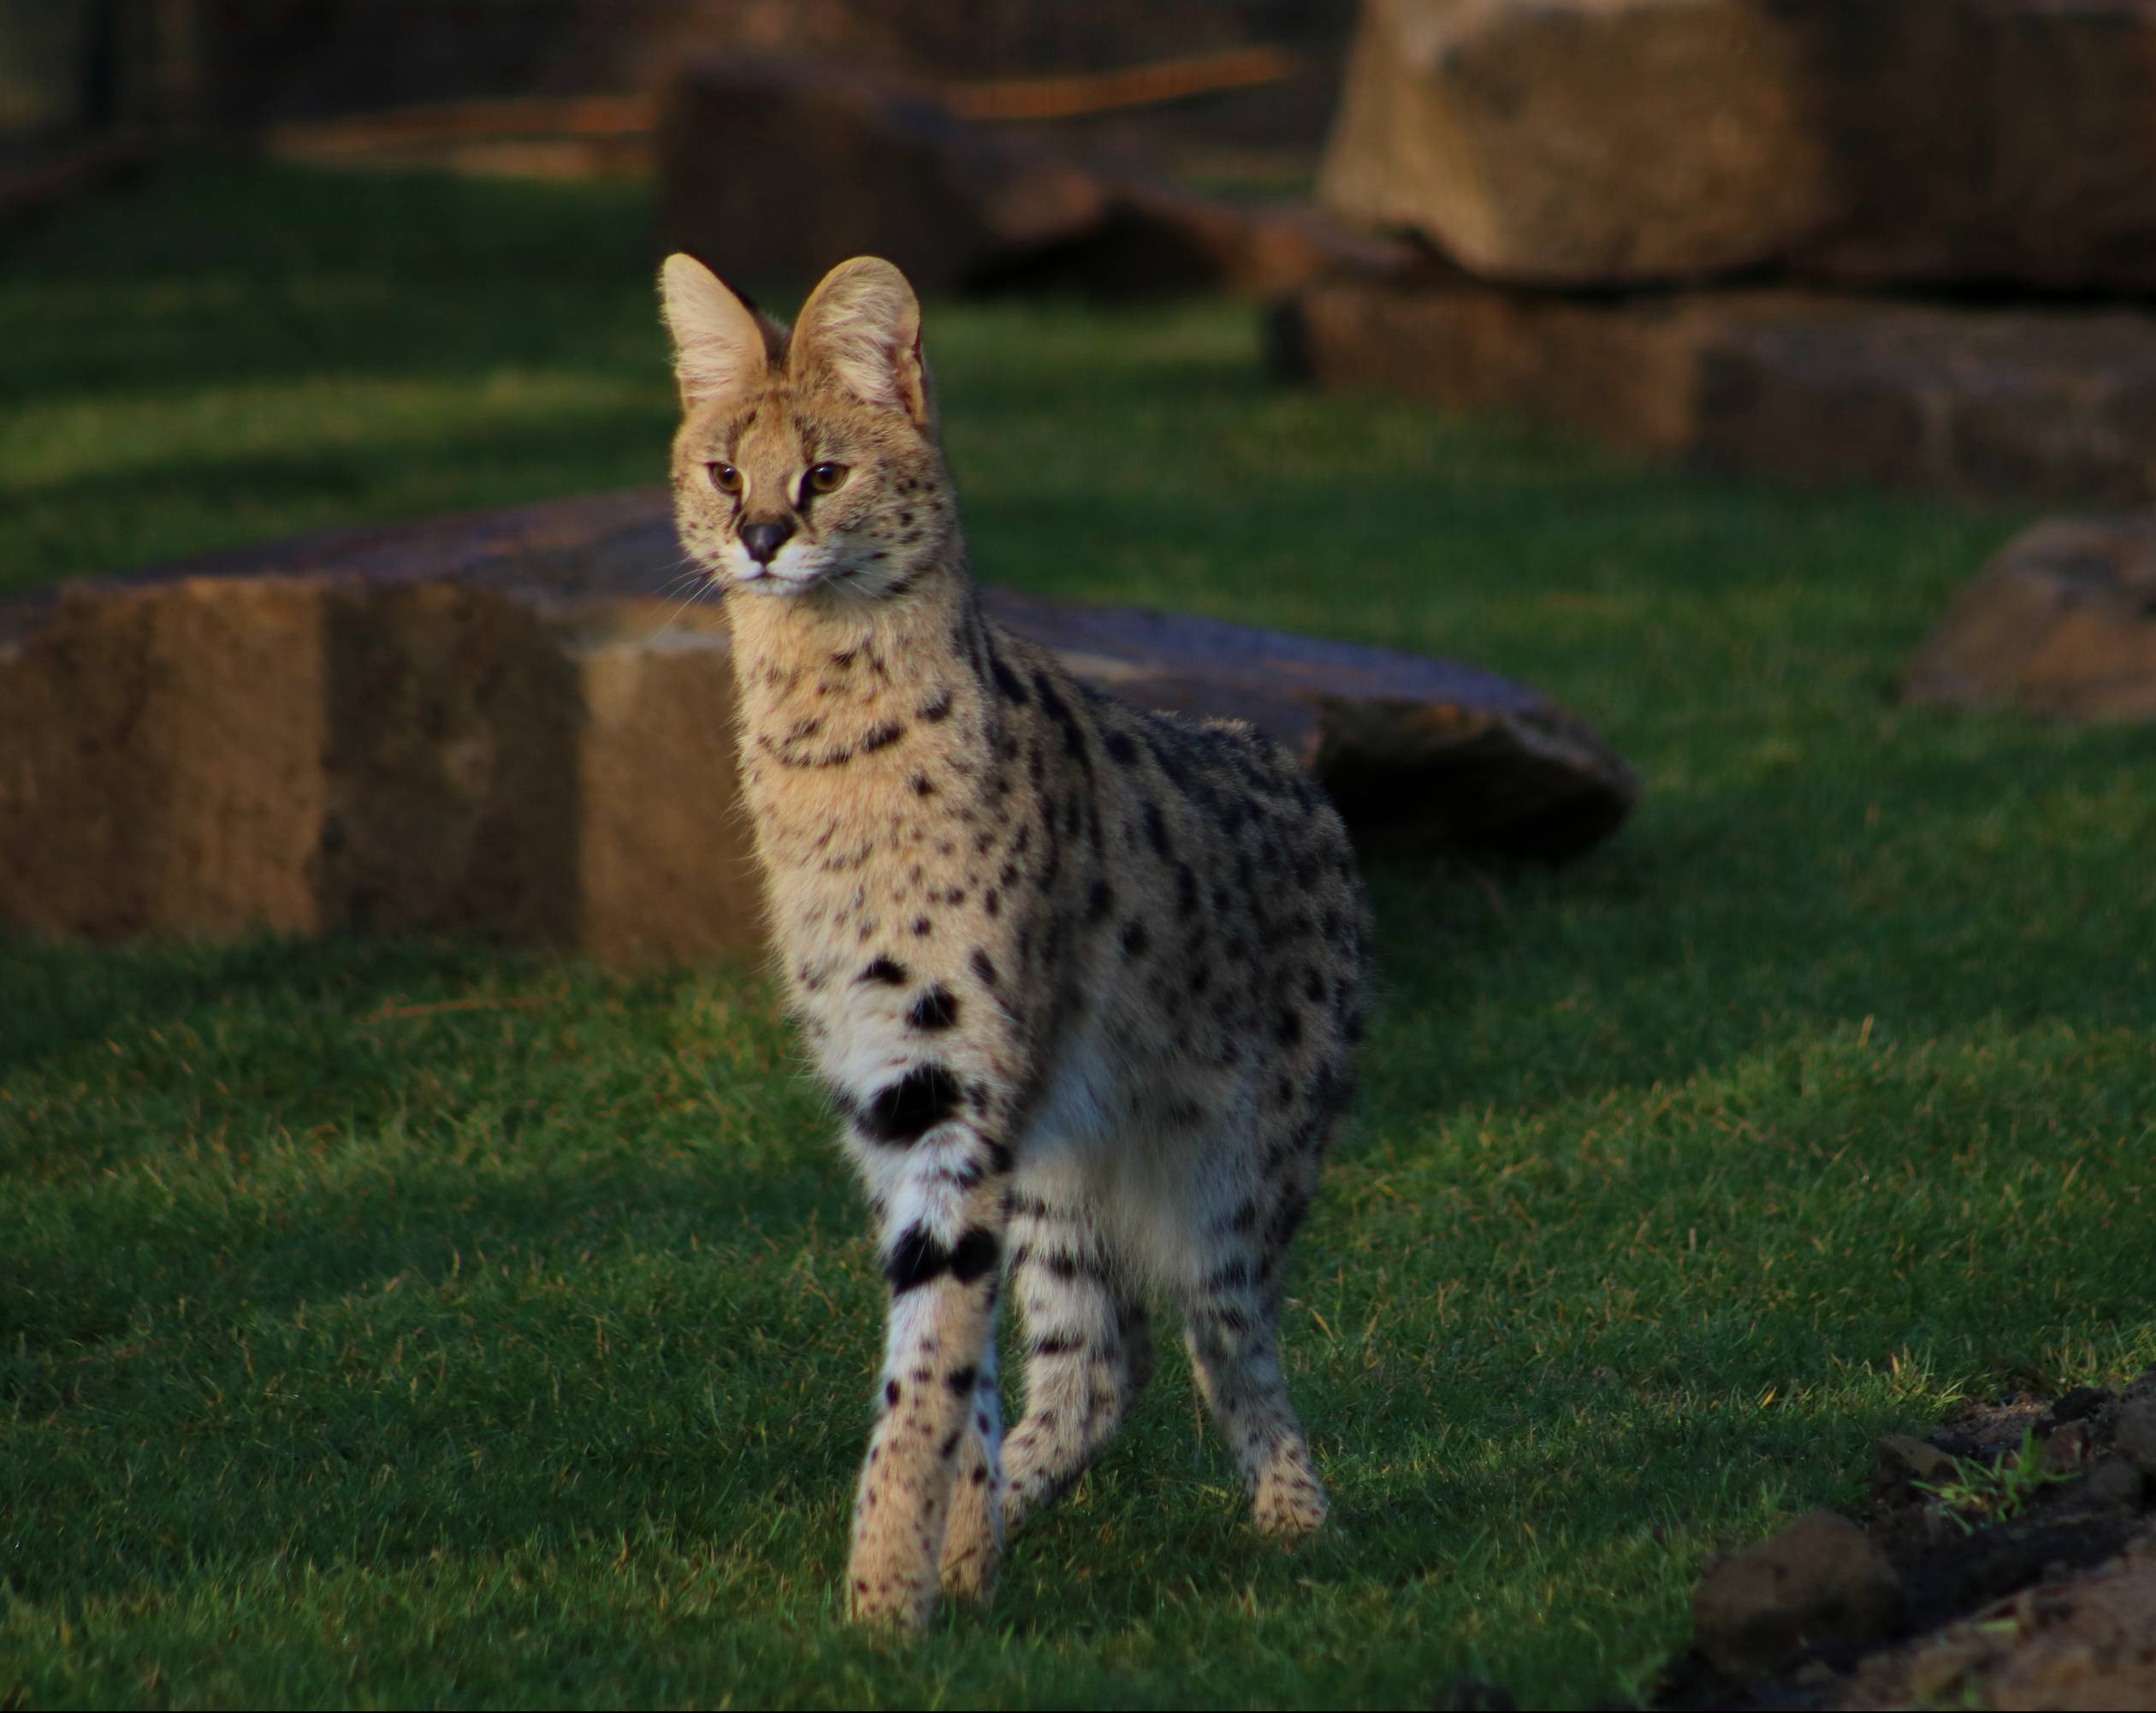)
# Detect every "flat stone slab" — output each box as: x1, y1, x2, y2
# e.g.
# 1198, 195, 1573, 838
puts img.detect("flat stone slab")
1902, 514, 2156, 721
1276, 280, 2156, 507
0, 491, 1636, 965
